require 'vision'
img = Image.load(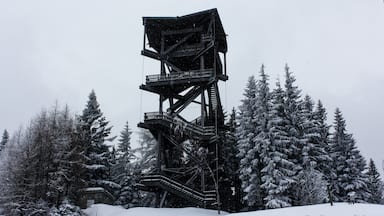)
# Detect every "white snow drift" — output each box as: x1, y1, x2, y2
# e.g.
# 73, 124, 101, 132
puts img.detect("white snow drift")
85, 203, 384, 216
